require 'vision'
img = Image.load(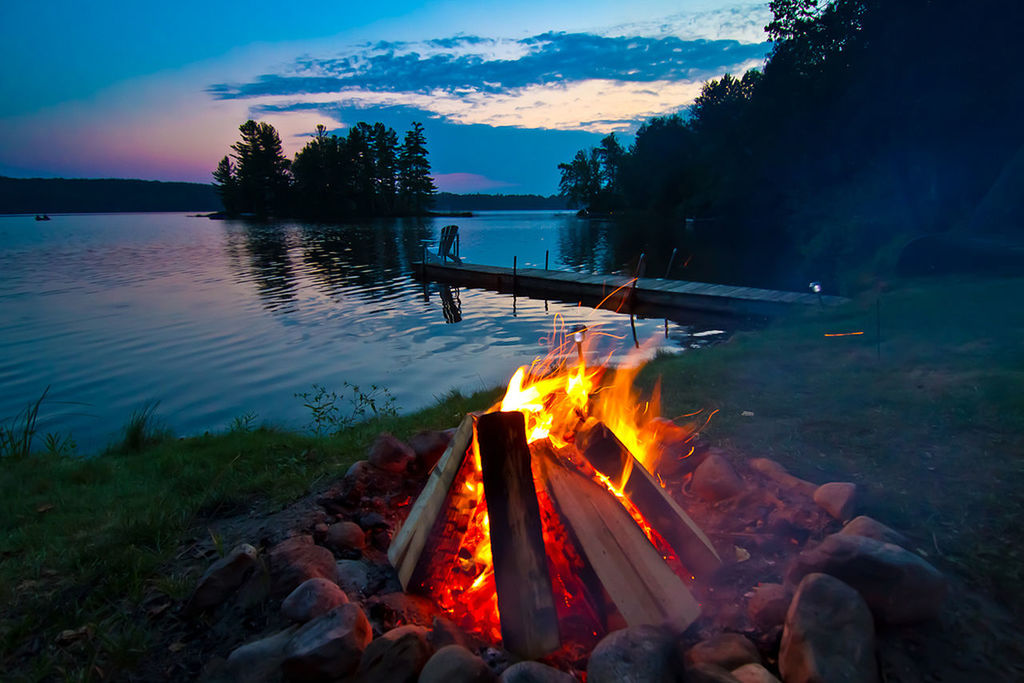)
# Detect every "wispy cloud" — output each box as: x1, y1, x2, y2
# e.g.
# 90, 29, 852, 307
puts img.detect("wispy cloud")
208, 7, 770, 135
